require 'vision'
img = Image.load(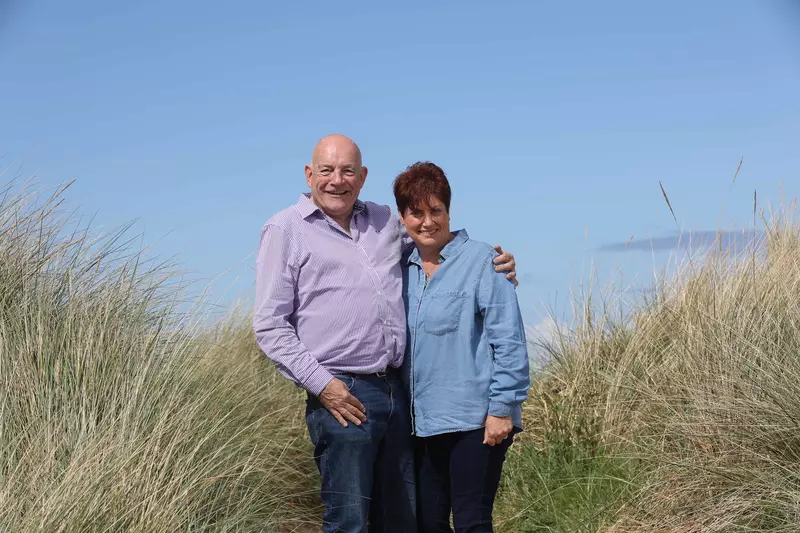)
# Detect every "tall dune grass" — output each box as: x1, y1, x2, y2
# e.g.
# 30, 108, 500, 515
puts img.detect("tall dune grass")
0, 180, 319, 532
604, 213, 800, 532
3, 171, 800, 532
497, 206, 800, 531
